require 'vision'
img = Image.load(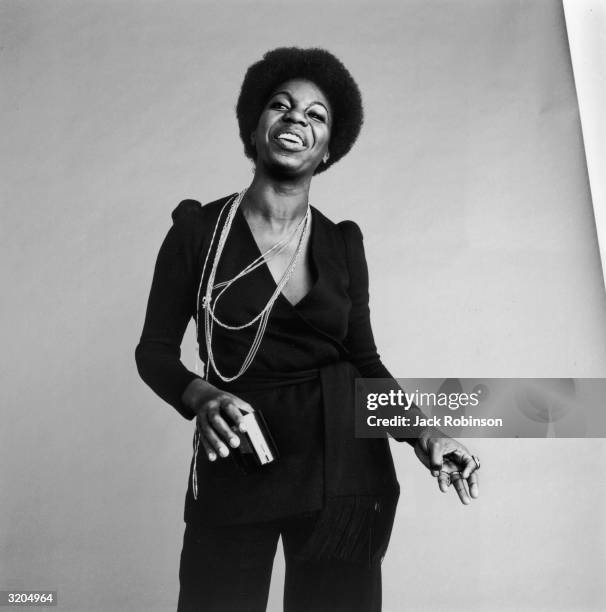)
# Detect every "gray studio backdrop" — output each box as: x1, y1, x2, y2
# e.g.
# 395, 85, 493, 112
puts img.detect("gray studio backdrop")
2, 1, 605, 611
